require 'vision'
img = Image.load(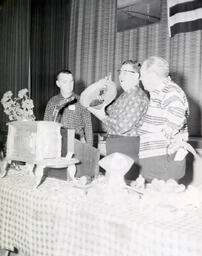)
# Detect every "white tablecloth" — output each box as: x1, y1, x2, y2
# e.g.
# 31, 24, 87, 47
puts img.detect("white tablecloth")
0, 171, 202, 256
